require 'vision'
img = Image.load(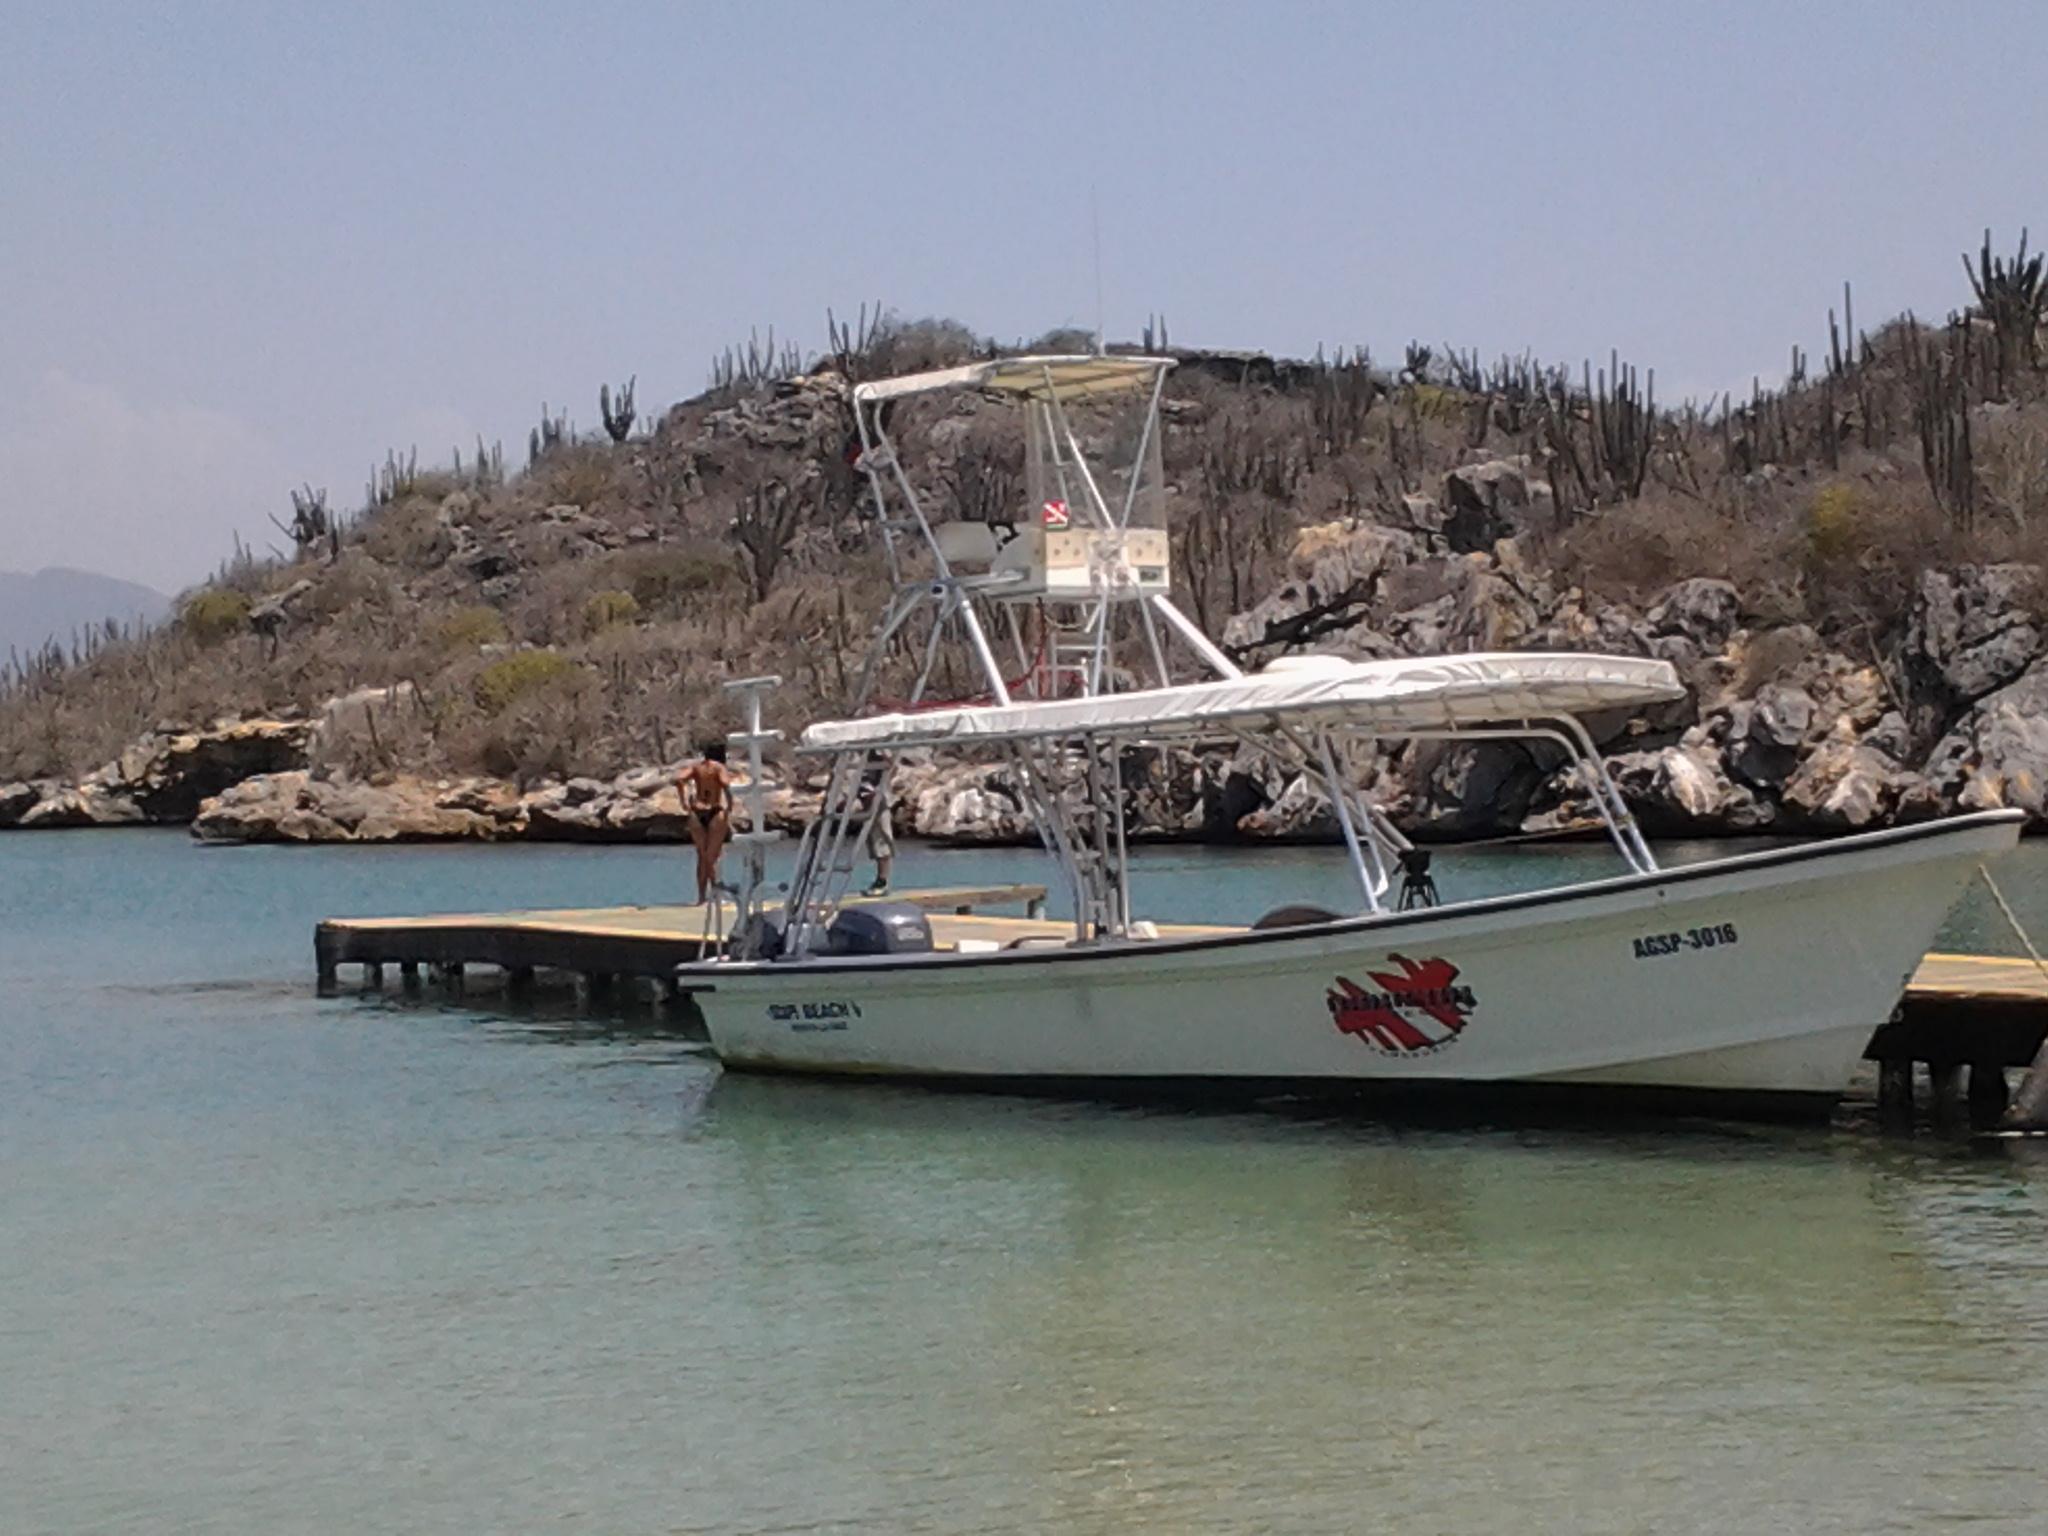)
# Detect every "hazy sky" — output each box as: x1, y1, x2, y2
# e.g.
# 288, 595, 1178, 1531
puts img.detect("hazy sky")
4, 1, 2044, 590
